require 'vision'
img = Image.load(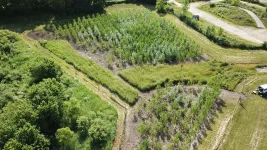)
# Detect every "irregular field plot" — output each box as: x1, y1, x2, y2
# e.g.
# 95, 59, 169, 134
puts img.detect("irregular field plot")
119, 61, 255, 91
136, 85, 220, 149
46, 4, 200, 65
